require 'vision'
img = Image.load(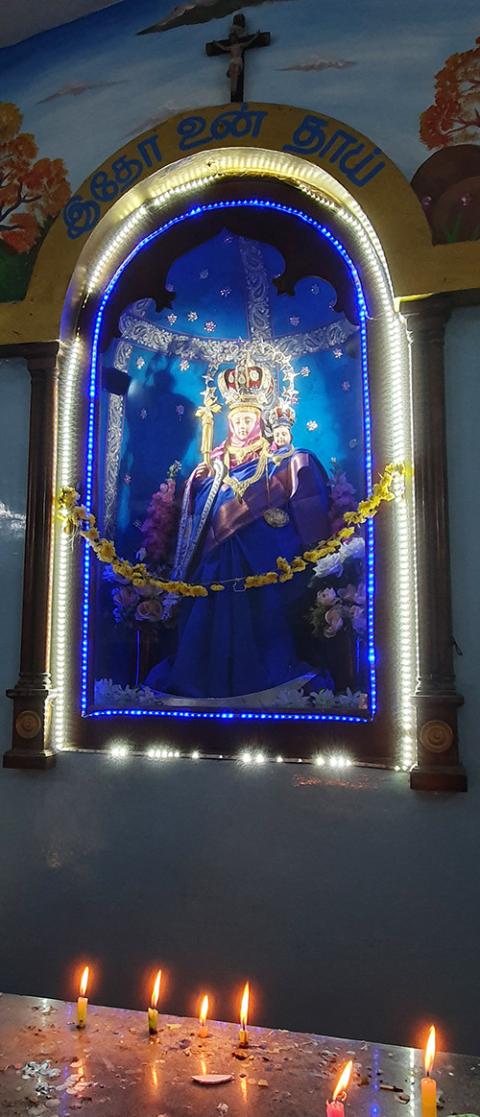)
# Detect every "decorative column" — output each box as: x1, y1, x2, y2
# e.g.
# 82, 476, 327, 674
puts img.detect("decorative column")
3, 342, 59, 769
401, 296, 466, 791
